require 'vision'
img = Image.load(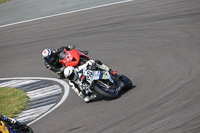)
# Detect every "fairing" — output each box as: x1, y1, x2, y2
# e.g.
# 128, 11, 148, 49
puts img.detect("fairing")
59, 49, 90, 67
